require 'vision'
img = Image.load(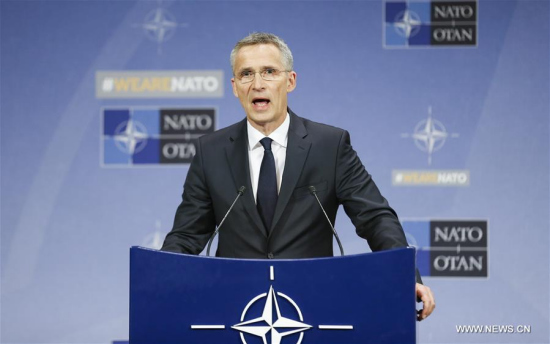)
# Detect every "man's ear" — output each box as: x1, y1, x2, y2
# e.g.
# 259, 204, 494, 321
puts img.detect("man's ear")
287, 71, 297, 93
231, 78, 239, 97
